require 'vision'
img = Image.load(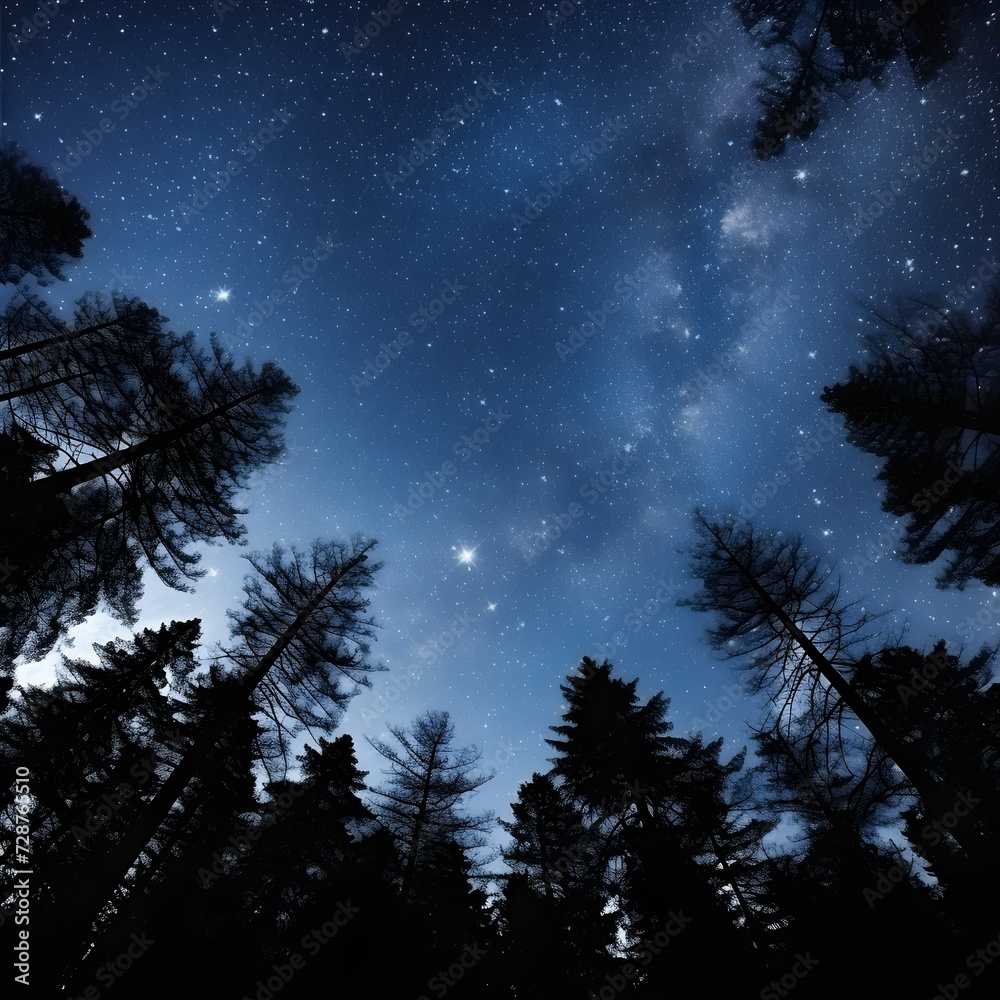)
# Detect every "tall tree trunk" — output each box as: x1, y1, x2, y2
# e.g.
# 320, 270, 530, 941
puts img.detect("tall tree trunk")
55, 545, 372, 993
16, 385, 261, 504
400, 750, 438, 905
707, 519, 993, 872
0, 309, 144, 362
